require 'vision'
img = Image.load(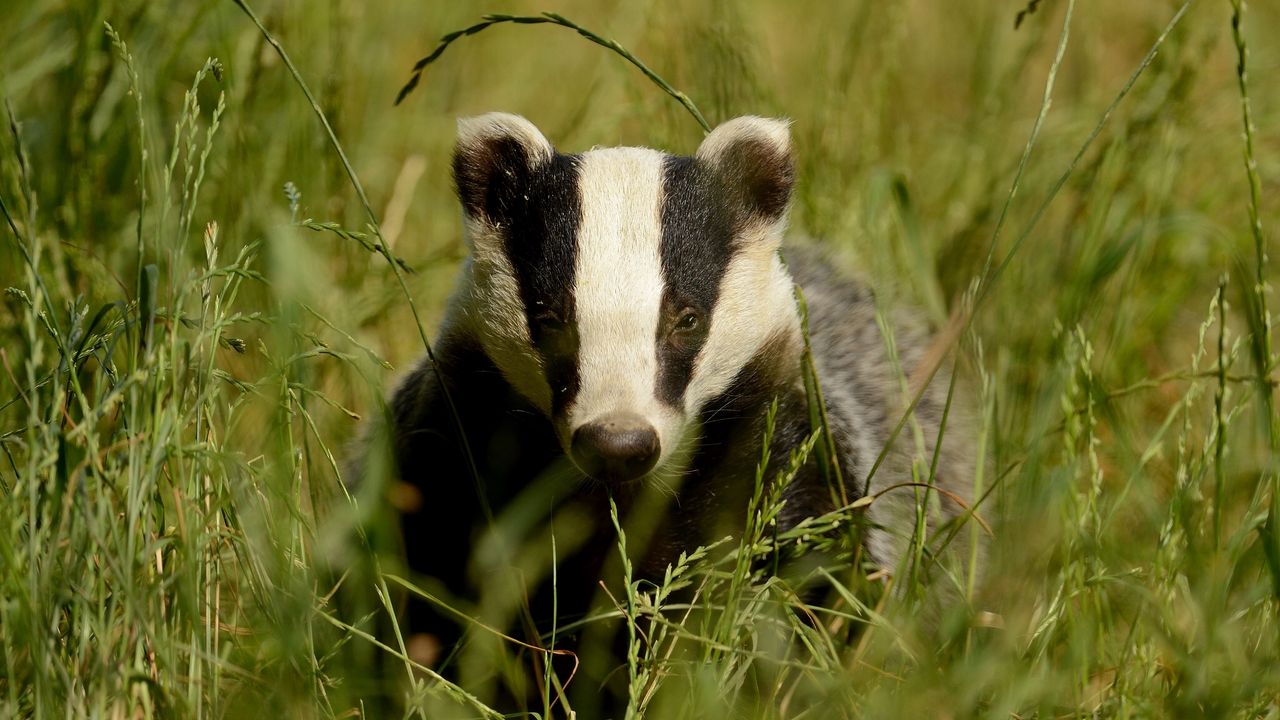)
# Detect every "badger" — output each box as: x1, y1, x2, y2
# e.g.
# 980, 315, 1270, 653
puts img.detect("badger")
364, 113, 975, 683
